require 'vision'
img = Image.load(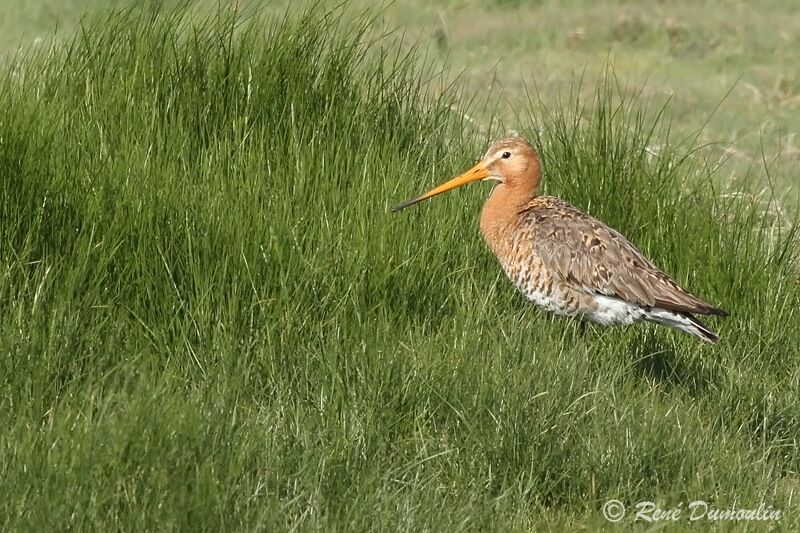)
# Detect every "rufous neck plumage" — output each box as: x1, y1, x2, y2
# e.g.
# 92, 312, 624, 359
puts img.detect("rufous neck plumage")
480, 151, 541, 250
